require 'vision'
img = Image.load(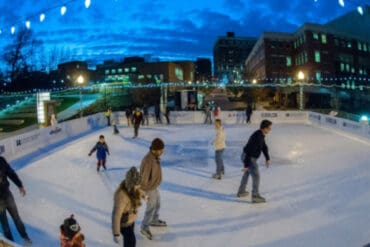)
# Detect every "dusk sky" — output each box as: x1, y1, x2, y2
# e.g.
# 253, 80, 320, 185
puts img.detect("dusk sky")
0, 0, 362, 67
